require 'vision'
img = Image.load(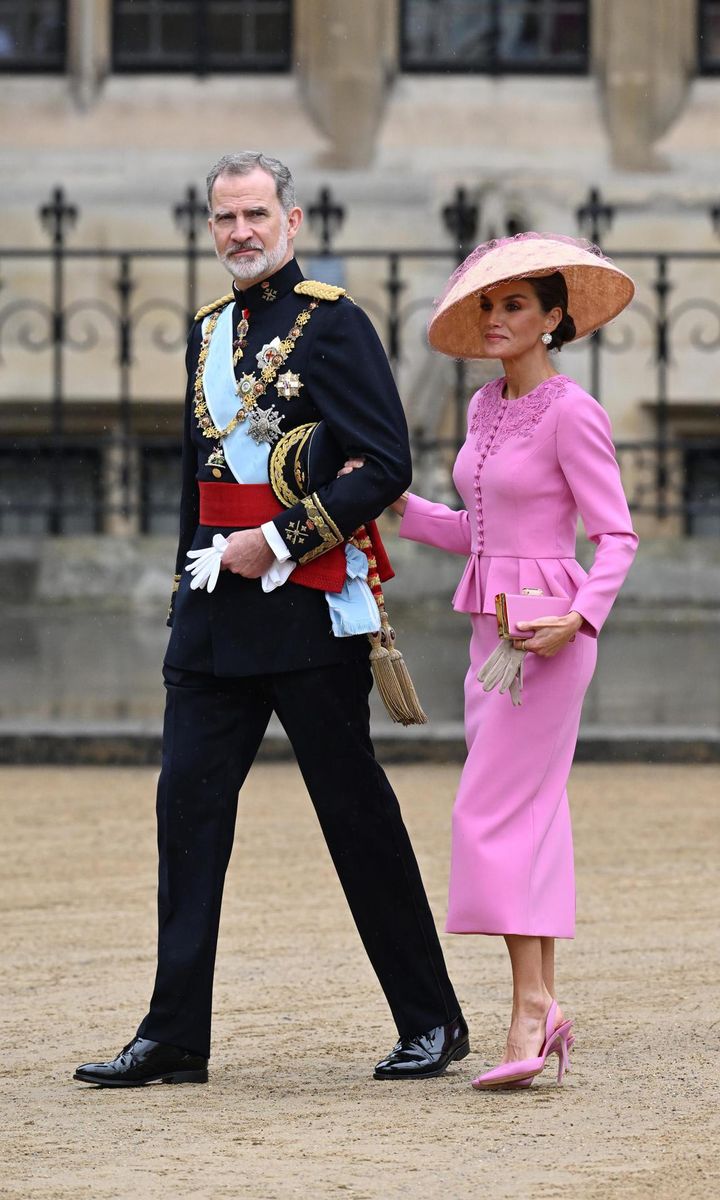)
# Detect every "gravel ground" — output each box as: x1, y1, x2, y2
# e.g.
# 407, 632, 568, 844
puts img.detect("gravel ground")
1, 763, 719, 1199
